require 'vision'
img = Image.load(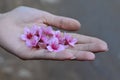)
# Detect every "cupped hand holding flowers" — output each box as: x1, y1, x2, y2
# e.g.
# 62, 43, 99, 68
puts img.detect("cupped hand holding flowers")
0, 6, 108, 60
